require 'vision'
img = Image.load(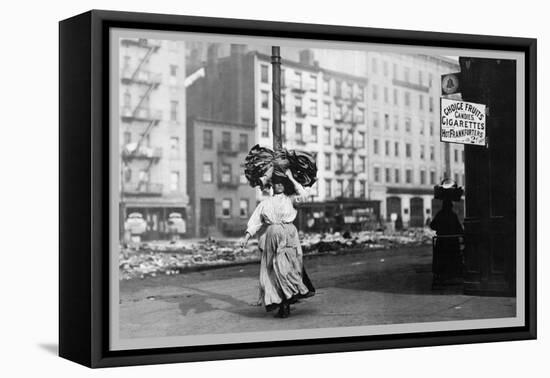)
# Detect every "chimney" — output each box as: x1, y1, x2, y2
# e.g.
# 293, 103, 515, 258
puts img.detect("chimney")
299, 49, 315, 66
